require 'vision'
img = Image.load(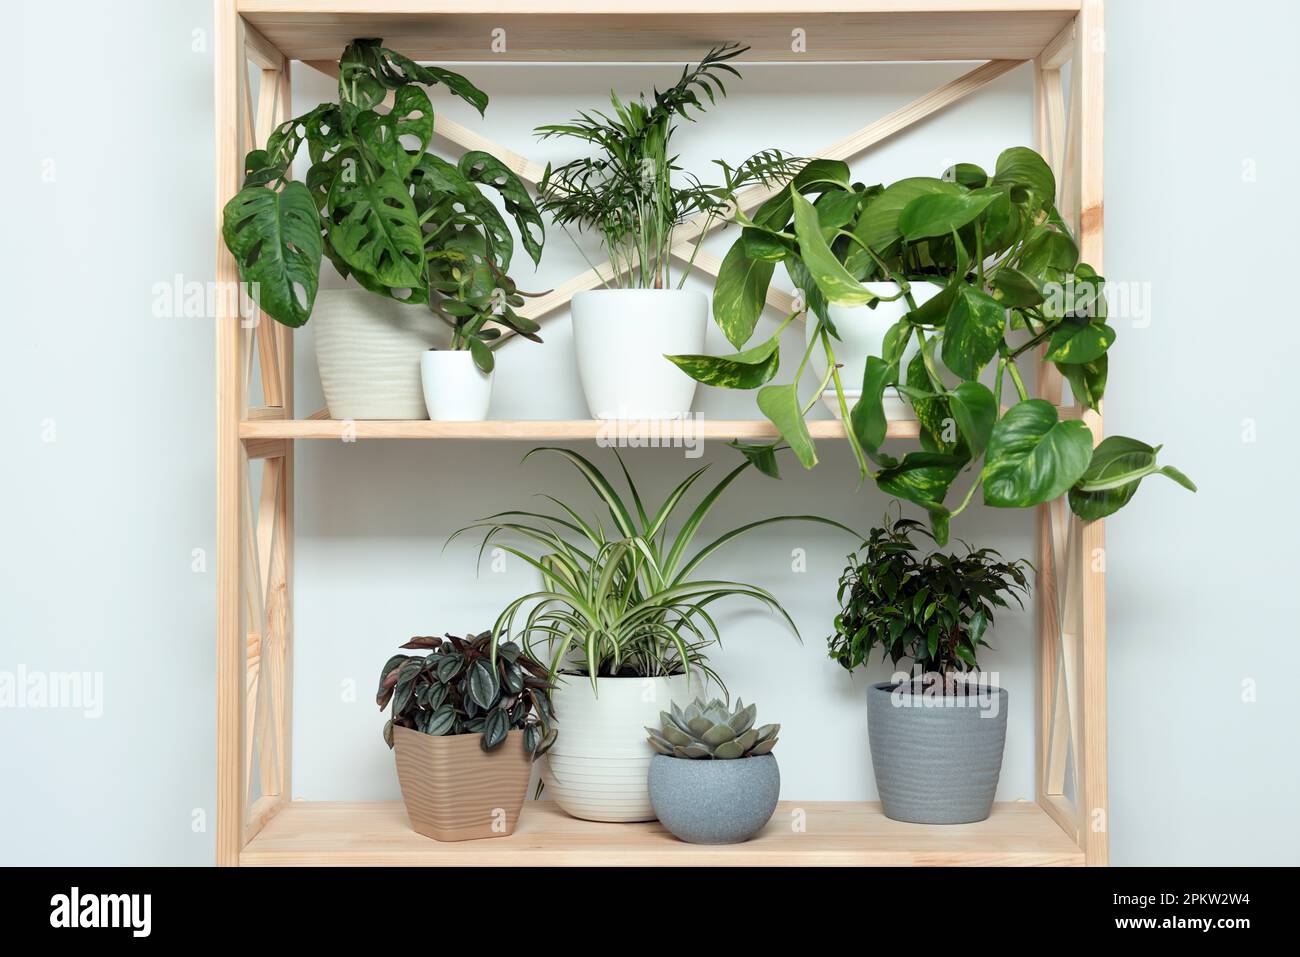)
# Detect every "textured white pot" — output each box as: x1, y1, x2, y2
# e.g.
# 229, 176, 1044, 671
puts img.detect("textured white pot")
804, 282, 941, 420
420, 350, 493, 421
570, 289, 707, 419
543, 675, 693, 822
312, 289, 450, 420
